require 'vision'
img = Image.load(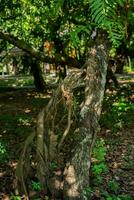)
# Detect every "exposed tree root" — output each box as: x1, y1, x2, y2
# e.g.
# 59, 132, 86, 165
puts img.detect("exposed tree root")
16, 68, 86, 198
